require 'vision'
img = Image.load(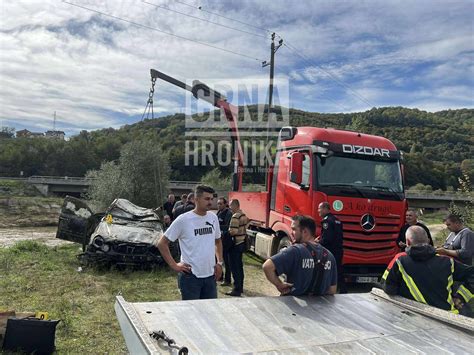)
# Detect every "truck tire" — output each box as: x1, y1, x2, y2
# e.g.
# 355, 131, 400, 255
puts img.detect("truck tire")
277, 236, 291, 253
